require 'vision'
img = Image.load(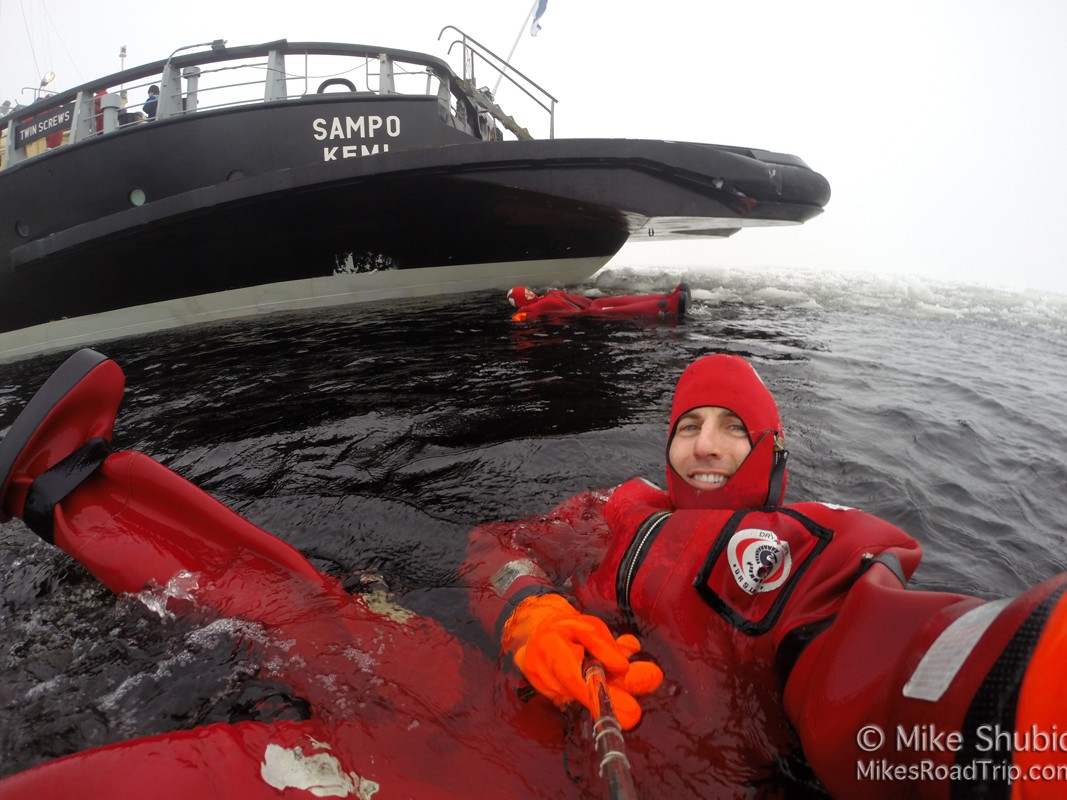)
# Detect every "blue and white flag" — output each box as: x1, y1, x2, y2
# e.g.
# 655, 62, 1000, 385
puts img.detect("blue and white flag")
530, 0, 549, 36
